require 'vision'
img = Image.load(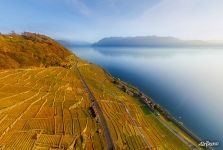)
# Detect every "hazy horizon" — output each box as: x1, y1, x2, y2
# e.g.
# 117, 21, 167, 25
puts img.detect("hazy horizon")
58, 35, 223, 44
1, 0, 223, 42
